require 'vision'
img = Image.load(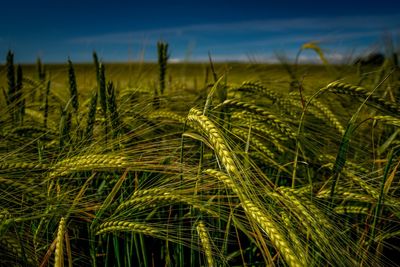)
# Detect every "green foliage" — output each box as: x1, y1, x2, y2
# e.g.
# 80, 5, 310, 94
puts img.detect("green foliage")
1, 45, 400, 267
